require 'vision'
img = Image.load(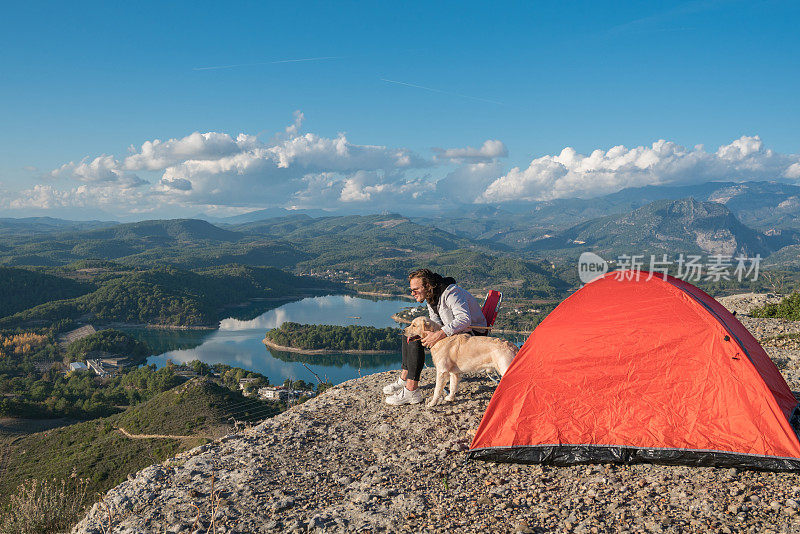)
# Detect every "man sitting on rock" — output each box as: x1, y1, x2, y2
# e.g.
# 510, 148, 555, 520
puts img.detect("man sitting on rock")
383, 268, 487, 405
